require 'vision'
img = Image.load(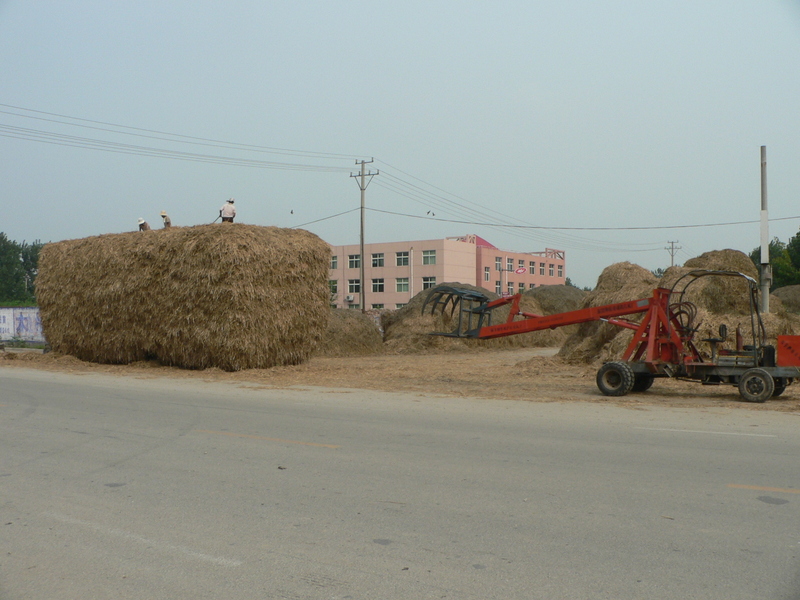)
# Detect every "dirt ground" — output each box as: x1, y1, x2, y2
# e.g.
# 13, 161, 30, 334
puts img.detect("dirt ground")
3, 347, 800, 415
